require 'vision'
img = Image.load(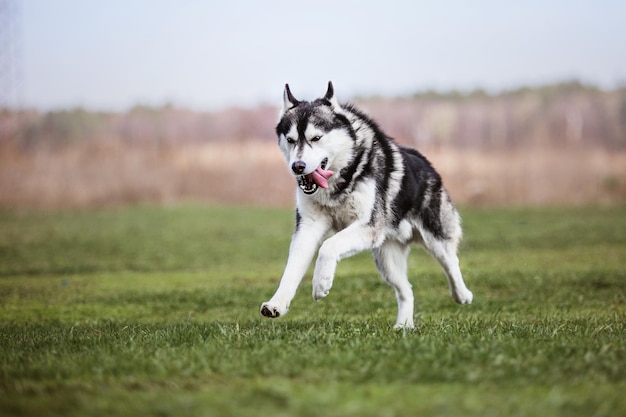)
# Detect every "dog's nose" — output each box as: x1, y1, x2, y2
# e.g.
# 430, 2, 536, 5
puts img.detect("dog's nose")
292, 161, 306, 174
